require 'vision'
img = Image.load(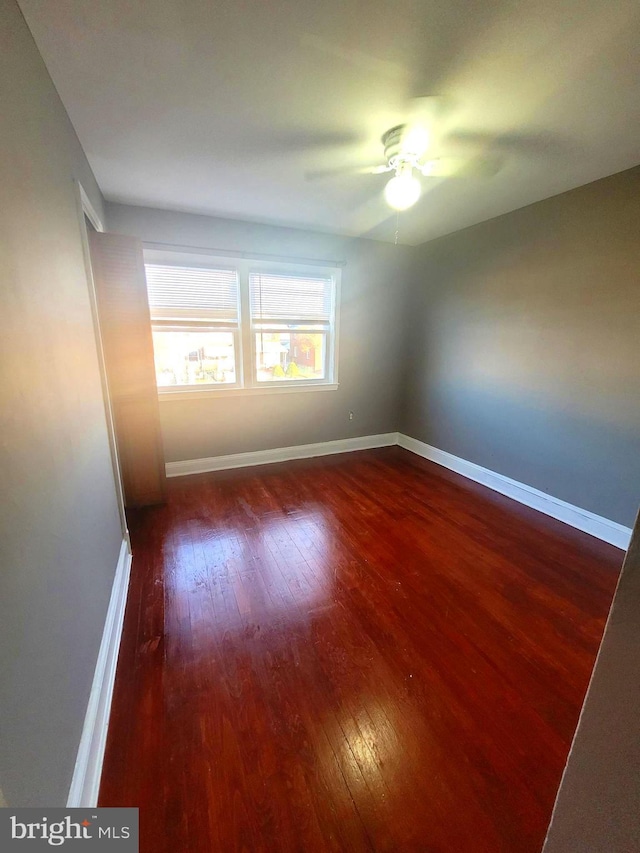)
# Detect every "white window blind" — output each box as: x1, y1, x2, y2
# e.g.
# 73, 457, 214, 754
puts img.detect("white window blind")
146, 264, 239, 323
249, 272, 333, 324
